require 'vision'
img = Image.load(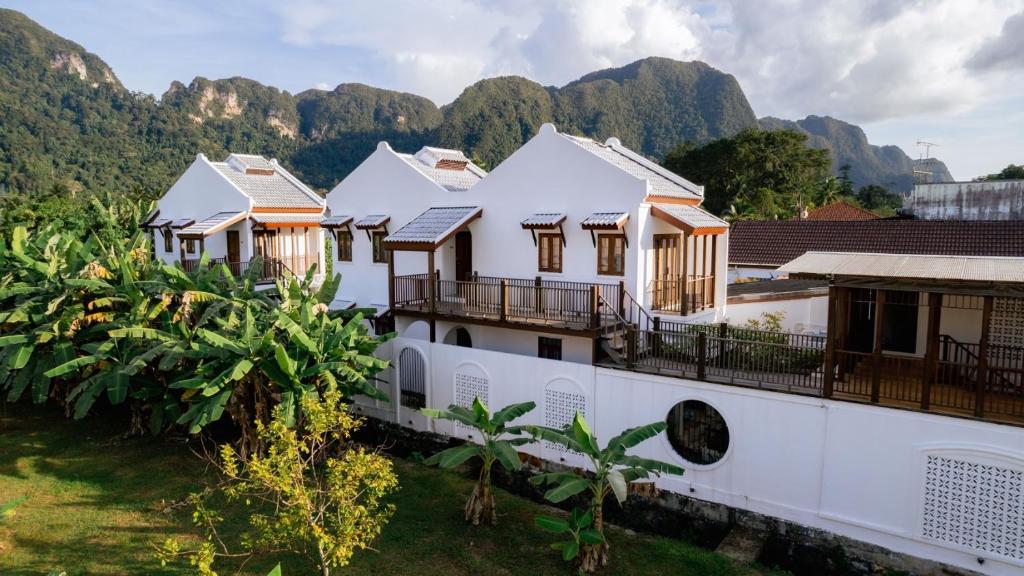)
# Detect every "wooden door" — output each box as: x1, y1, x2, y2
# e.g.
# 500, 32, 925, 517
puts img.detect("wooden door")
226, 230, 240, 276
653, 234, 680, 310
455, 231, 472, 282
